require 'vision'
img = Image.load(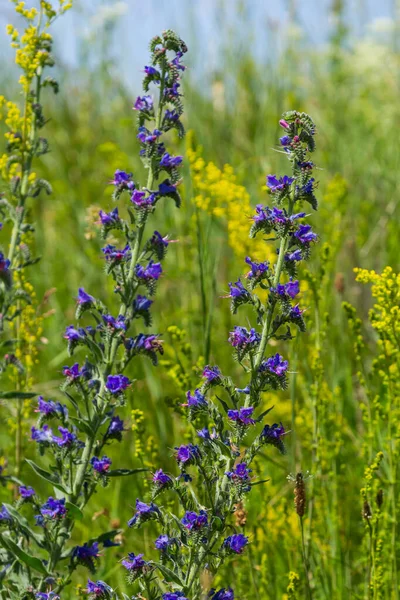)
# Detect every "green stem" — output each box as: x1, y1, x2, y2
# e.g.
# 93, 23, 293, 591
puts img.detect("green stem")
300, 516, 313, 600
